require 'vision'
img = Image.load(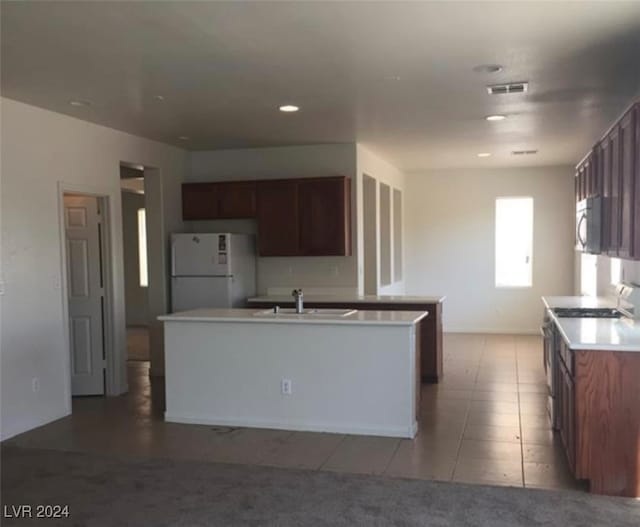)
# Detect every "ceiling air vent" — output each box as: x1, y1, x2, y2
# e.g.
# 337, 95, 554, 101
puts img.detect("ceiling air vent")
487, 82, 529, 95
511, 149, 538, 156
